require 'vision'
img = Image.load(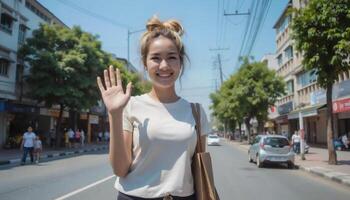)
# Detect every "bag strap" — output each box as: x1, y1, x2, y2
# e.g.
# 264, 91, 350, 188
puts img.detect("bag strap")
191, 103, 203, 153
